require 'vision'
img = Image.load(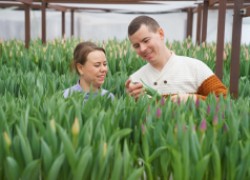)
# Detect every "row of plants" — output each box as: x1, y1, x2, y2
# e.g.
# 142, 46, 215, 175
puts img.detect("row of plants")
1, 38, 249, 98
0, 38, 249, 179
1, 93, 249, 179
